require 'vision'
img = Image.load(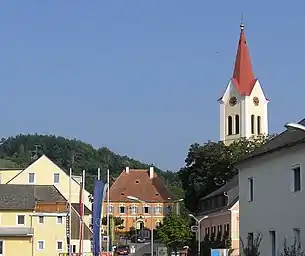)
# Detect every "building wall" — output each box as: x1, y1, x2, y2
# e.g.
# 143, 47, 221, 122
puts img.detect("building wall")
6, 156, 92, 210
0, 169, 23, 184
0, 236, 32, 256
239, 144, 305, 256
230, 203, 239, 256
219, 80, 268, 144
0, 210, 68, 255
103, 202, 172, 231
